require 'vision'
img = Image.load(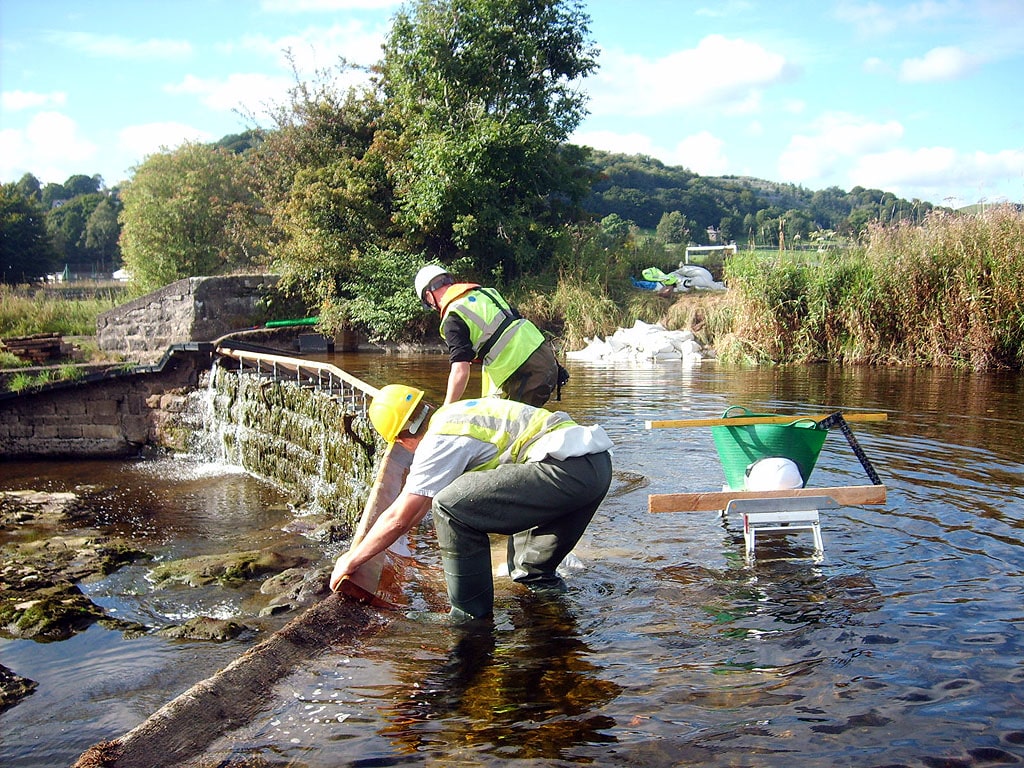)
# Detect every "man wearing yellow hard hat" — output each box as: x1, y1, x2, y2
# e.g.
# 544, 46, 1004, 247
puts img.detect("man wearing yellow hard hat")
329, 383, 613, 623
414, 264, 566, 407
